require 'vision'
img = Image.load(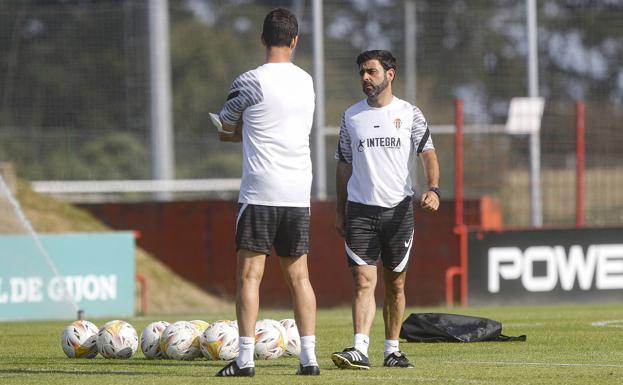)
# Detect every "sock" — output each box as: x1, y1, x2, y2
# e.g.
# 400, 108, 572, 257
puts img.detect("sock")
236, 336, 255, 368
354, 333, 370, 356
299, 335, 318, 367
384, 339, 399, 358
